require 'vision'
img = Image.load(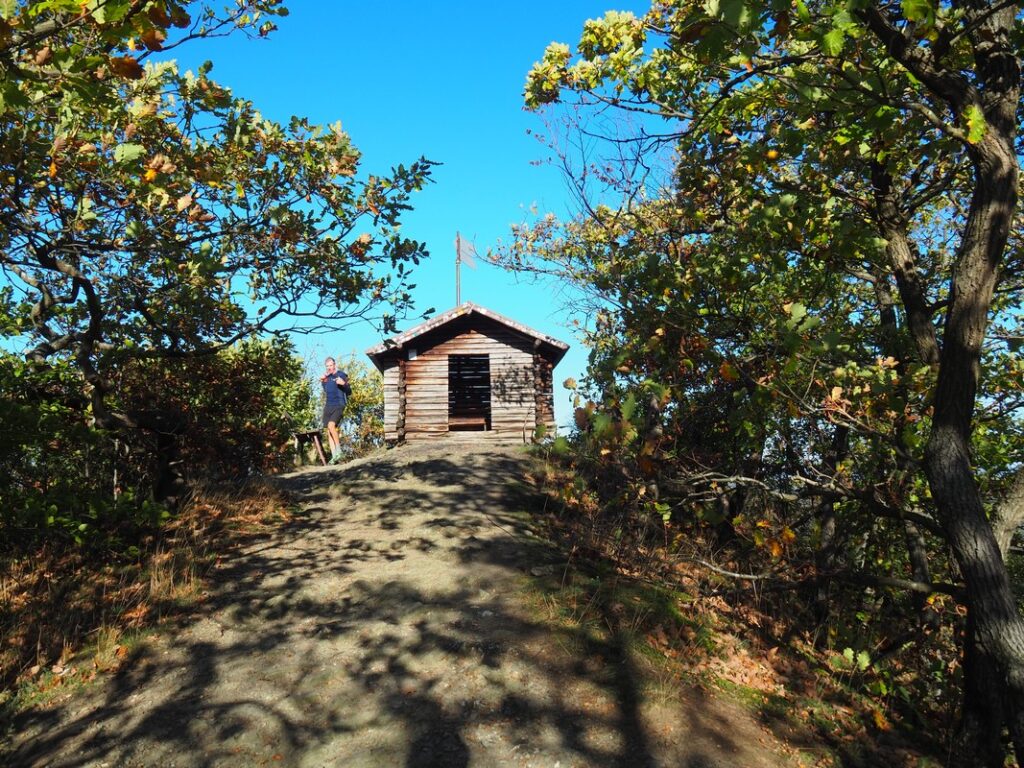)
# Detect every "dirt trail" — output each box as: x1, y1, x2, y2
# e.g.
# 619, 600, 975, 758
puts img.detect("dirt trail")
5, 442, 796, 767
